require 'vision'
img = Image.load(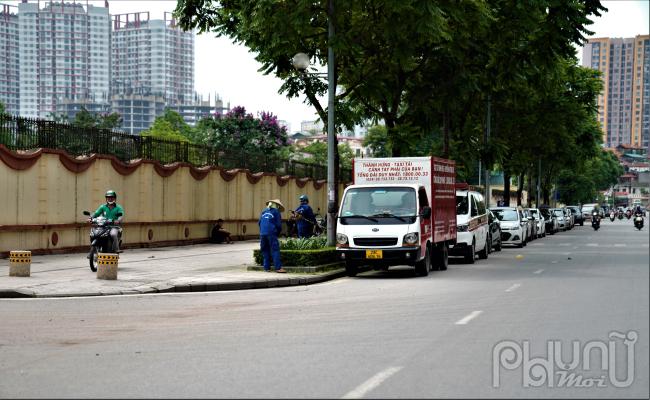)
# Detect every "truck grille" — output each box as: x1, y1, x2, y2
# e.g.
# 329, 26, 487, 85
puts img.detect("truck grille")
353, 237, 398, 246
